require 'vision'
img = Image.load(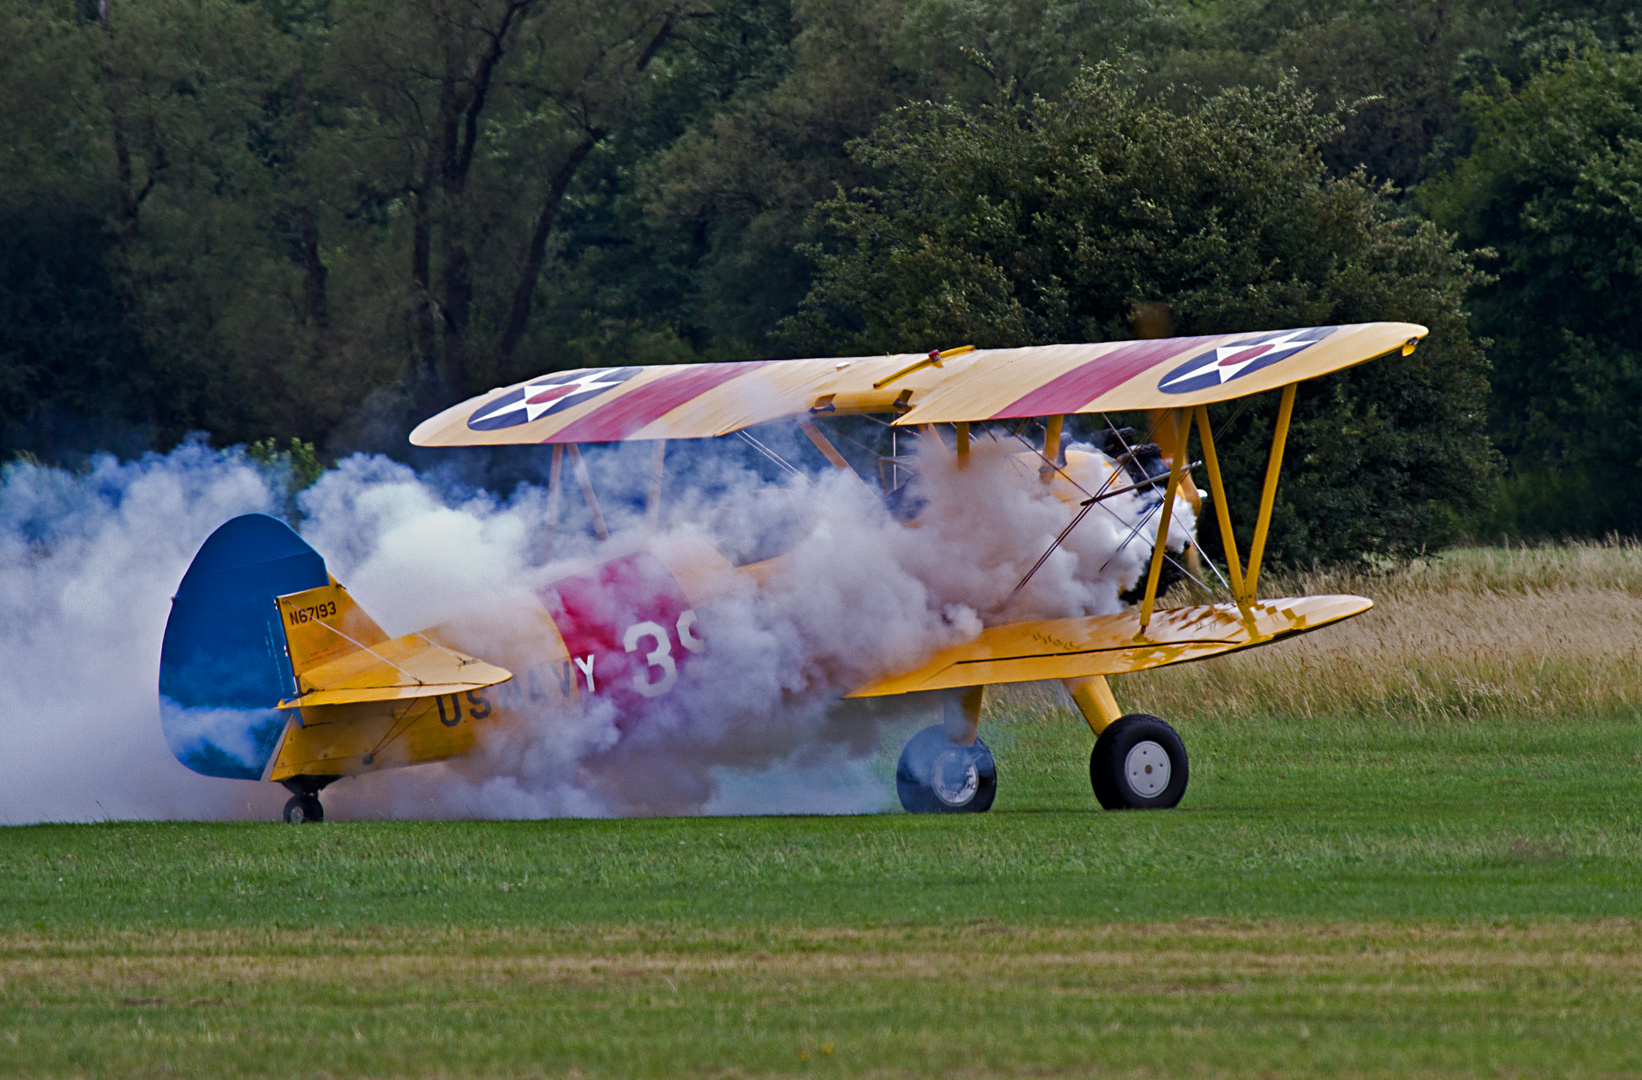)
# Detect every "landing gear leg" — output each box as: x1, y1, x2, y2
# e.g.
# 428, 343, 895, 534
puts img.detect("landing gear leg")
280, 777, 333, 824
1065, 675, 1122, 736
